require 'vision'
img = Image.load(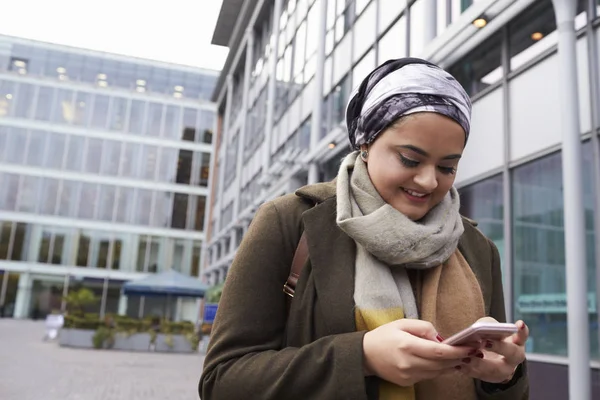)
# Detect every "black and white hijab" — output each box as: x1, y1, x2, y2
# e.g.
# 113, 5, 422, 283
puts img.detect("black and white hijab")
345, 58, 472, 149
